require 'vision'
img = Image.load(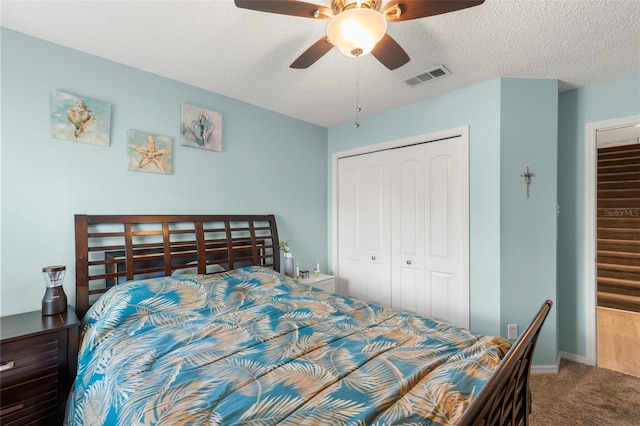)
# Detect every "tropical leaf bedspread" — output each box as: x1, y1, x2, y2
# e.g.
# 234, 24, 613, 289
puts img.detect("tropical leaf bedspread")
65, 266, 510, 425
